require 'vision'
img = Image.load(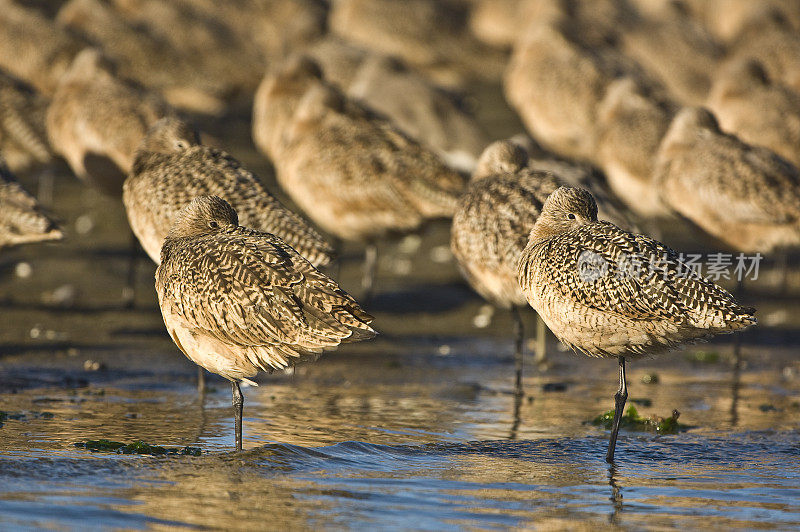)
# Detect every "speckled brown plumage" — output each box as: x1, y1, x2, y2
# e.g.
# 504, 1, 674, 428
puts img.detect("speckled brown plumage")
125, 117, 334, 268
619, 2, 723, 105
155, 195, 374, 383
655, 107, 800, 252
0, 70, 52, 172
253, 57, 467, 242
56, 0, 227, 114
47, 48, 171, 196
707, 58, 800, 167
0, 0, 85, 95
728, 8, 800, 92
594, 77, 675, 218
510, 134, 637, 231
0, 157, 62, 248
517, 187, 756, 359
451, 141, 559, 308
306, 37, 487, 172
